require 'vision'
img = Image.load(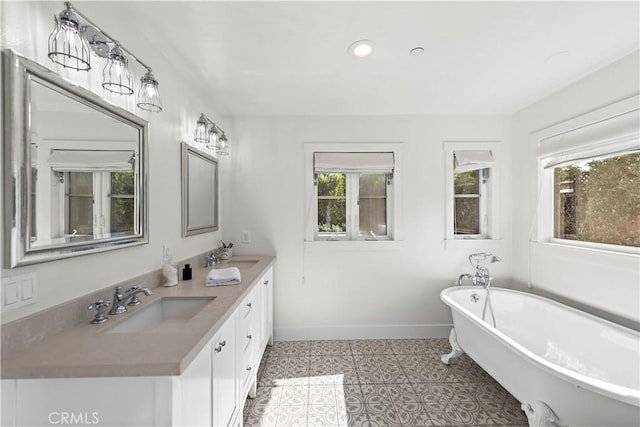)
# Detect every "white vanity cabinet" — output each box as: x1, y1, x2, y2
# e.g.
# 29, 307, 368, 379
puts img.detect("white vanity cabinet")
0, 265, 274, 427
1, 314, 238, 427
238, 284, 261, 401
260, 267, 274, 350
212, 312, 239, 427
